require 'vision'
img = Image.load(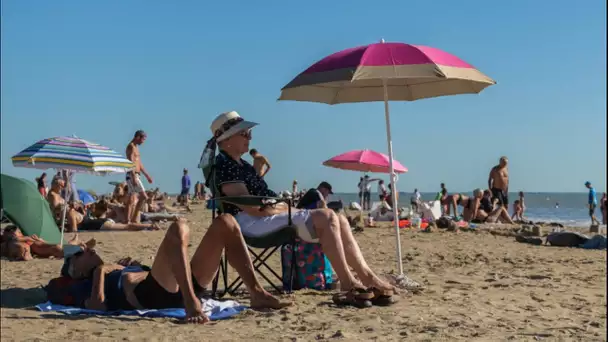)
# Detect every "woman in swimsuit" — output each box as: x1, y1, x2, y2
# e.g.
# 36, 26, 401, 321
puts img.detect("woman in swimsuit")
36, 173, 48, 197
0, 225, 90, 261
462, 189, 514, 224
63, 218, 289, 324
74, 200, 160, 231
